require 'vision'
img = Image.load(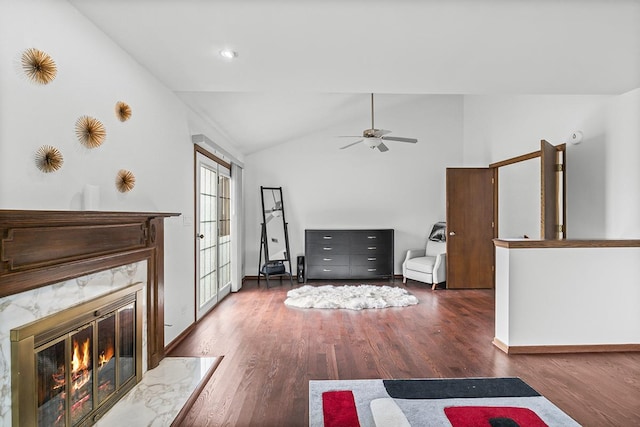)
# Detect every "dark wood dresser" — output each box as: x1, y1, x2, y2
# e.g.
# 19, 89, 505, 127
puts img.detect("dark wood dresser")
304, 229, 394, 281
